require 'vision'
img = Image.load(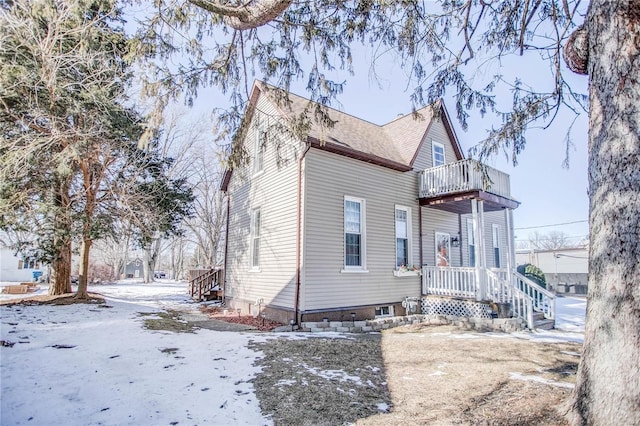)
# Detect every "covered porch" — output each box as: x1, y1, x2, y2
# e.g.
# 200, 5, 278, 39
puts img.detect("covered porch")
417, 159, 555, 329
